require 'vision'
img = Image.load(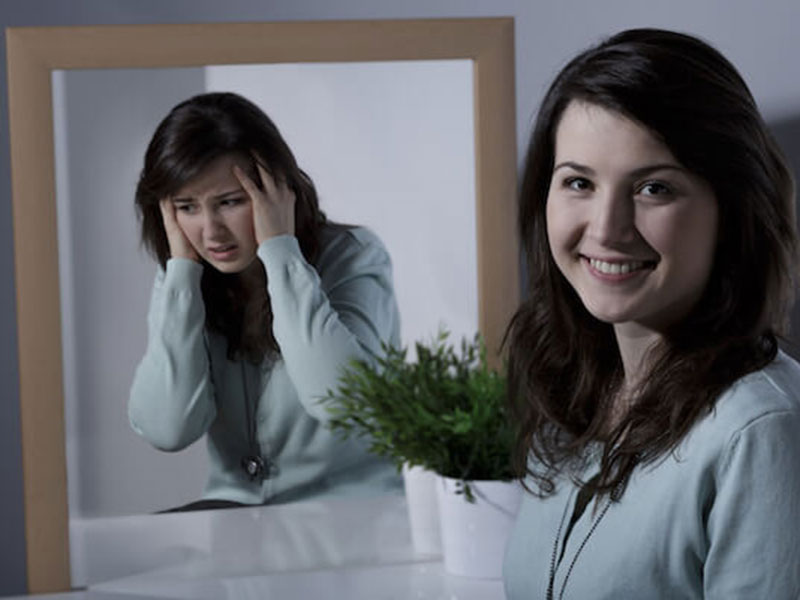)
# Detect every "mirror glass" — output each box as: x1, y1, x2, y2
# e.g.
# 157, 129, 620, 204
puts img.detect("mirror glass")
52, 60, 476, 551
